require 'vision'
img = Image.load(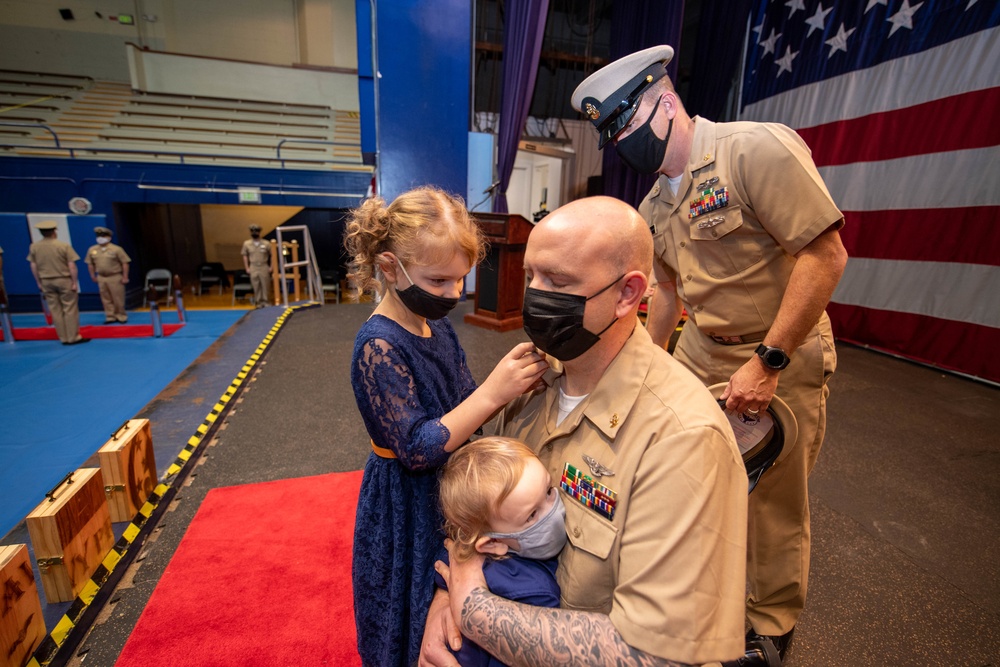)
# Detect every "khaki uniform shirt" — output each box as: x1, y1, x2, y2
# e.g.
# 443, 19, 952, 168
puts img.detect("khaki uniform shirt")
28, 238, 79, 279
85, 243, 131, 276
495, 324, 747, 664
640, 117, 843, 338
241, 239, 270, 268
